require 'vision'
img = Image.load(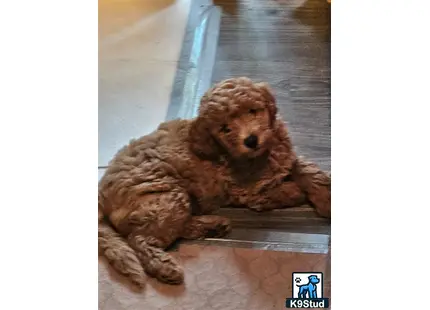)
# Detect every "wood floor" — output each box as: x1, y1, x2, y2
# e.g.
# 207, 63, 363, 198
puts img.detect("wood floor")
168, 0, 331, 247
209, 0, 331, 240
212, 0, 331, 172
